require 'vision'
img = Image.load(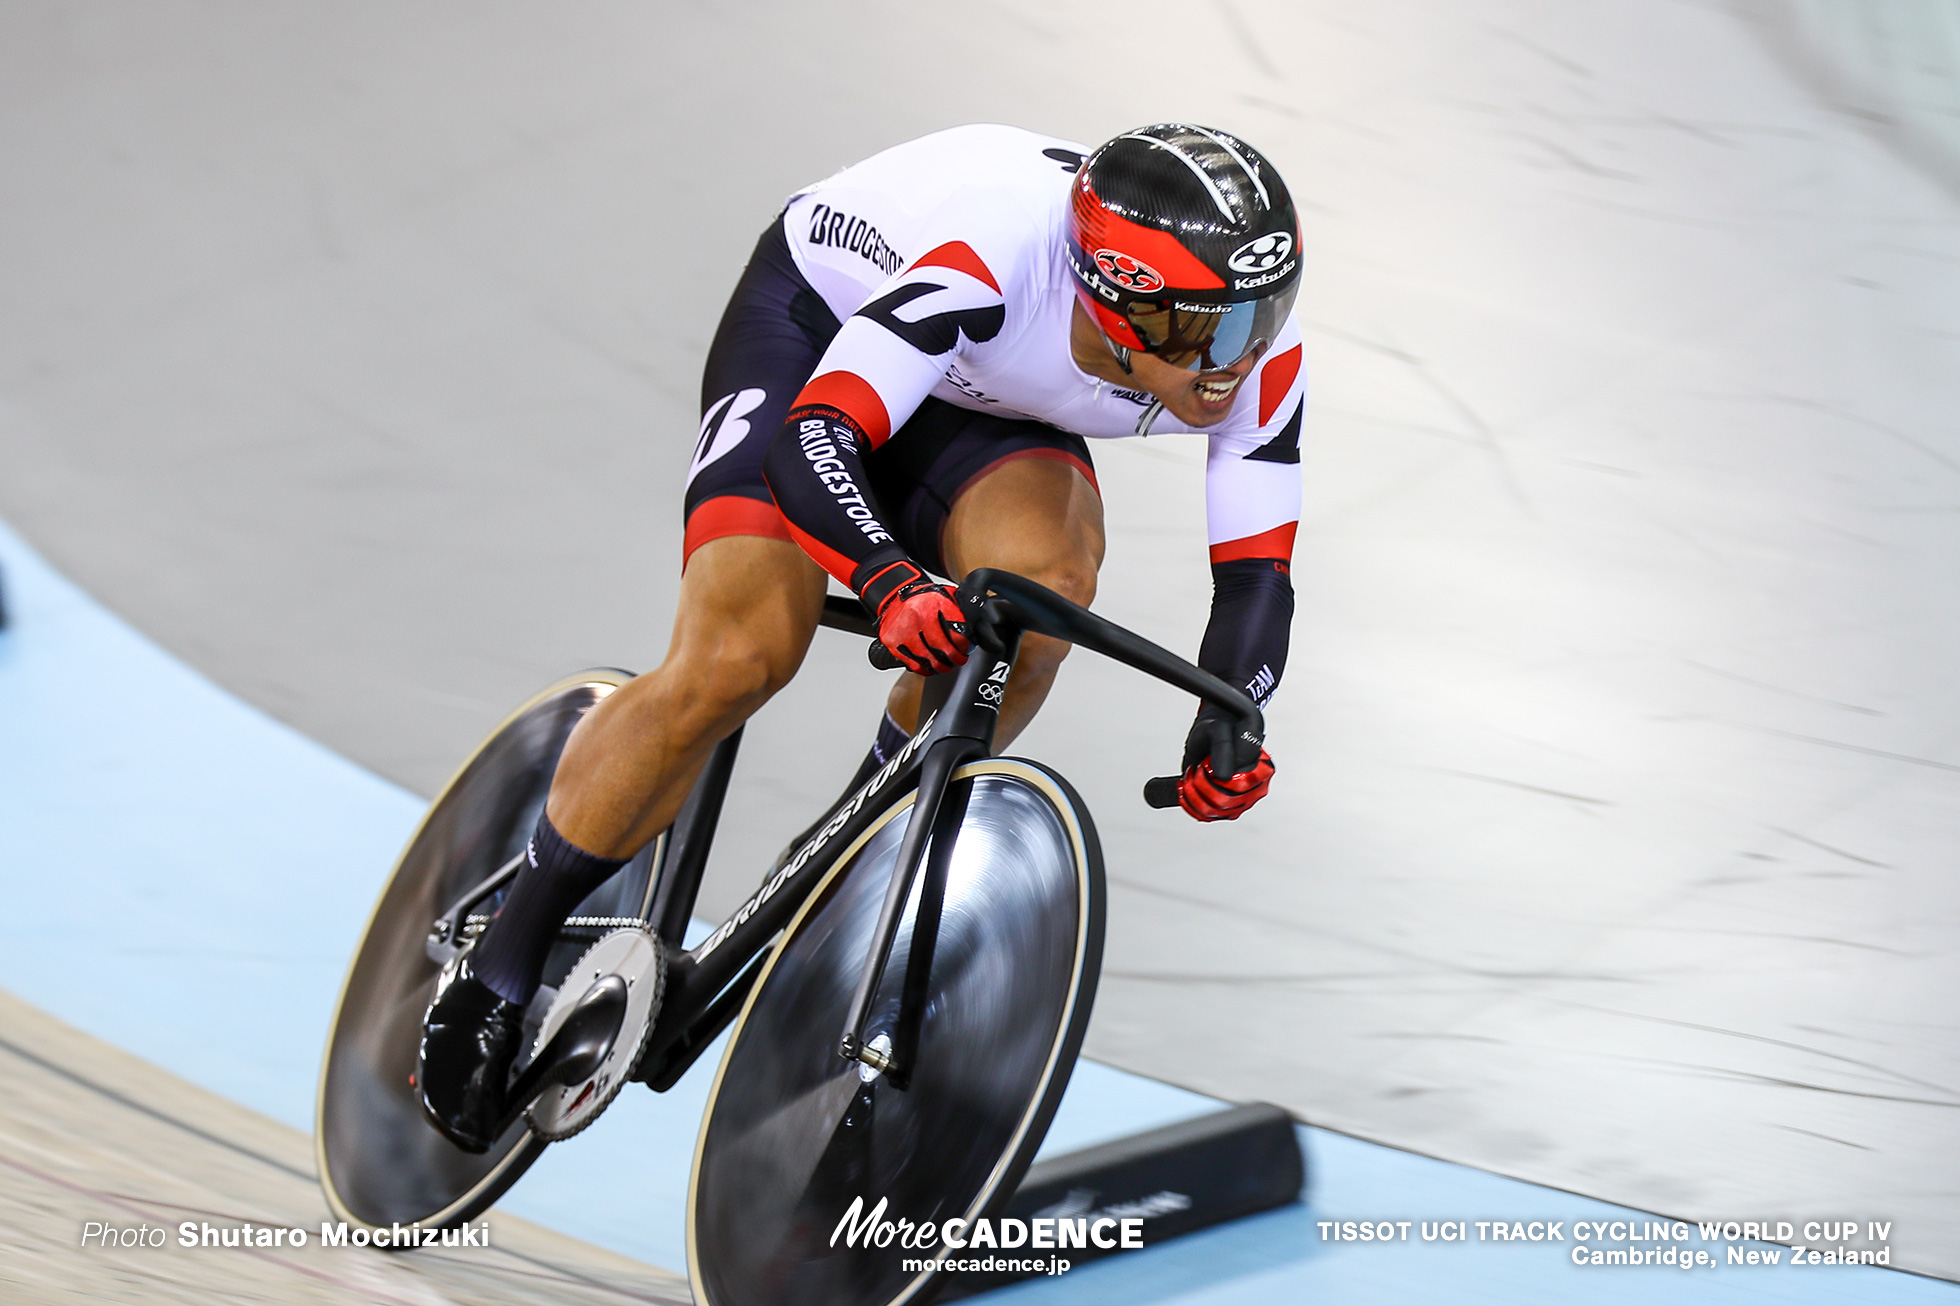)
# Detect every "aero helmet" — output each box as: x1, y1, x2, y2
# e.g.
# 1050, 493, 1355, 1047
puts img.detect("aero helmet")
1067, 124, 1300, 371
